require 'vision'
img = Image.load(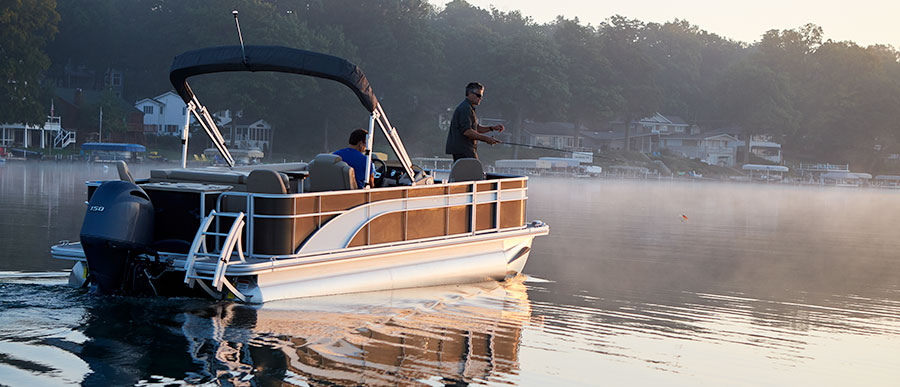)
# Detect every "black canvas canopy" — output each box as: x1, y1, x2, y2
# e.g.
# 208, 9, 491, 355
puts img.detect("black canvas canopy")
169, 45, 378, 112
